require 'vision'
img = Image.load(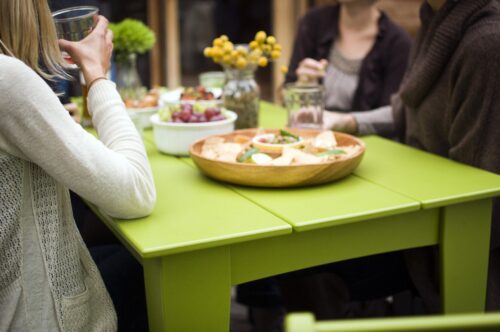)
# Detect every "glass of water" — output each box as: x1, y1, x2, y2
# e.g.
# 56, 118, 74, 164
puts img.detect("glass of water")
284, 83, 324, 129
52, 6, 99, 65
